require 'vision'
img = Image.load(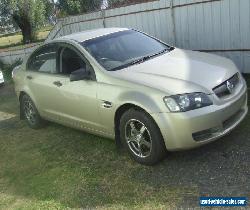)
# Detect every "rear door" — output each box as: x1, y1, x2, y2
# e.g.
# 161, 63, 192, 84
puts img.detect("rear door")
25, 43, 62, 119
